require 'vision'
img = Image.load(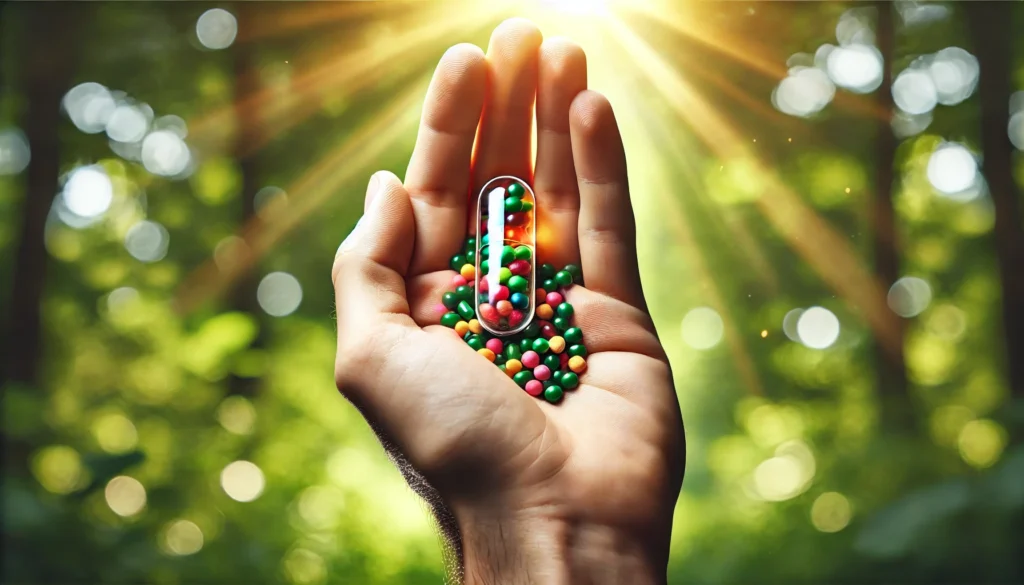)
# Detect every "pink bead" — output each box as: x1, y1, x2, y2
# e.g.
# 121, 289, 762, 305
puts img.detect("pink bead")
508, 310, 525, 328
479, 303, 499, 323
486, 338, 503, 354
540, 323, 556, 338
509, 260, 530, 275
546, 292, 563, 306
492, 286, 510, 302
452, 275, 468, 288
521, 351, 540, 369
436, 303, 449, 316
533, 365, 551, 381
525, 380, 543, 396
478, 278, 488, 292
